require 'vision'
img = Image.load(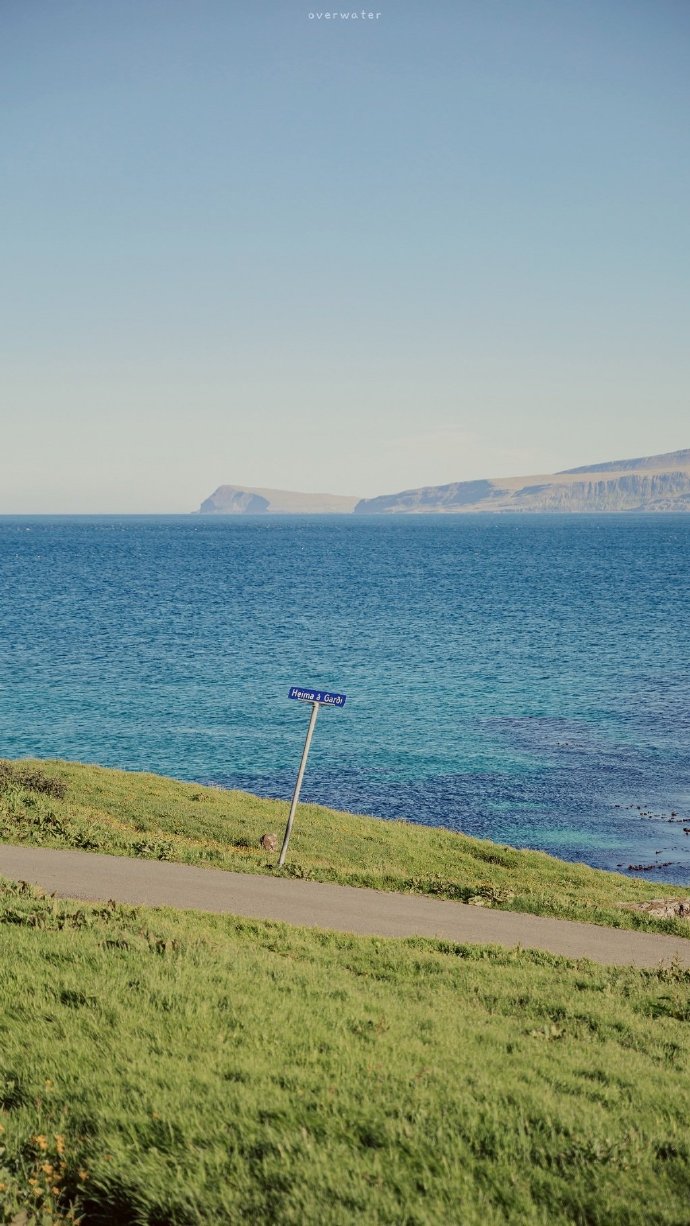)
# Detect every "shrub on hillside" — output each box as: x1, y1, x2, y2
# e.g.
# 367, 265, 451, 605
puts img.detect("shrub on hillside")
0, 760, 67, 800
